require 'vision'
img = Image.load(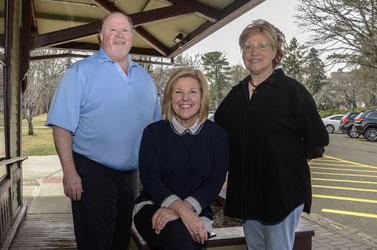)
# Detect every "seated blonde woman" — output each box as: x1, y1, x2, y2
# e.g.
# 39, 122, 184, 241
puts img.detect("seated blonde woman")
133, 68, 229, 250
